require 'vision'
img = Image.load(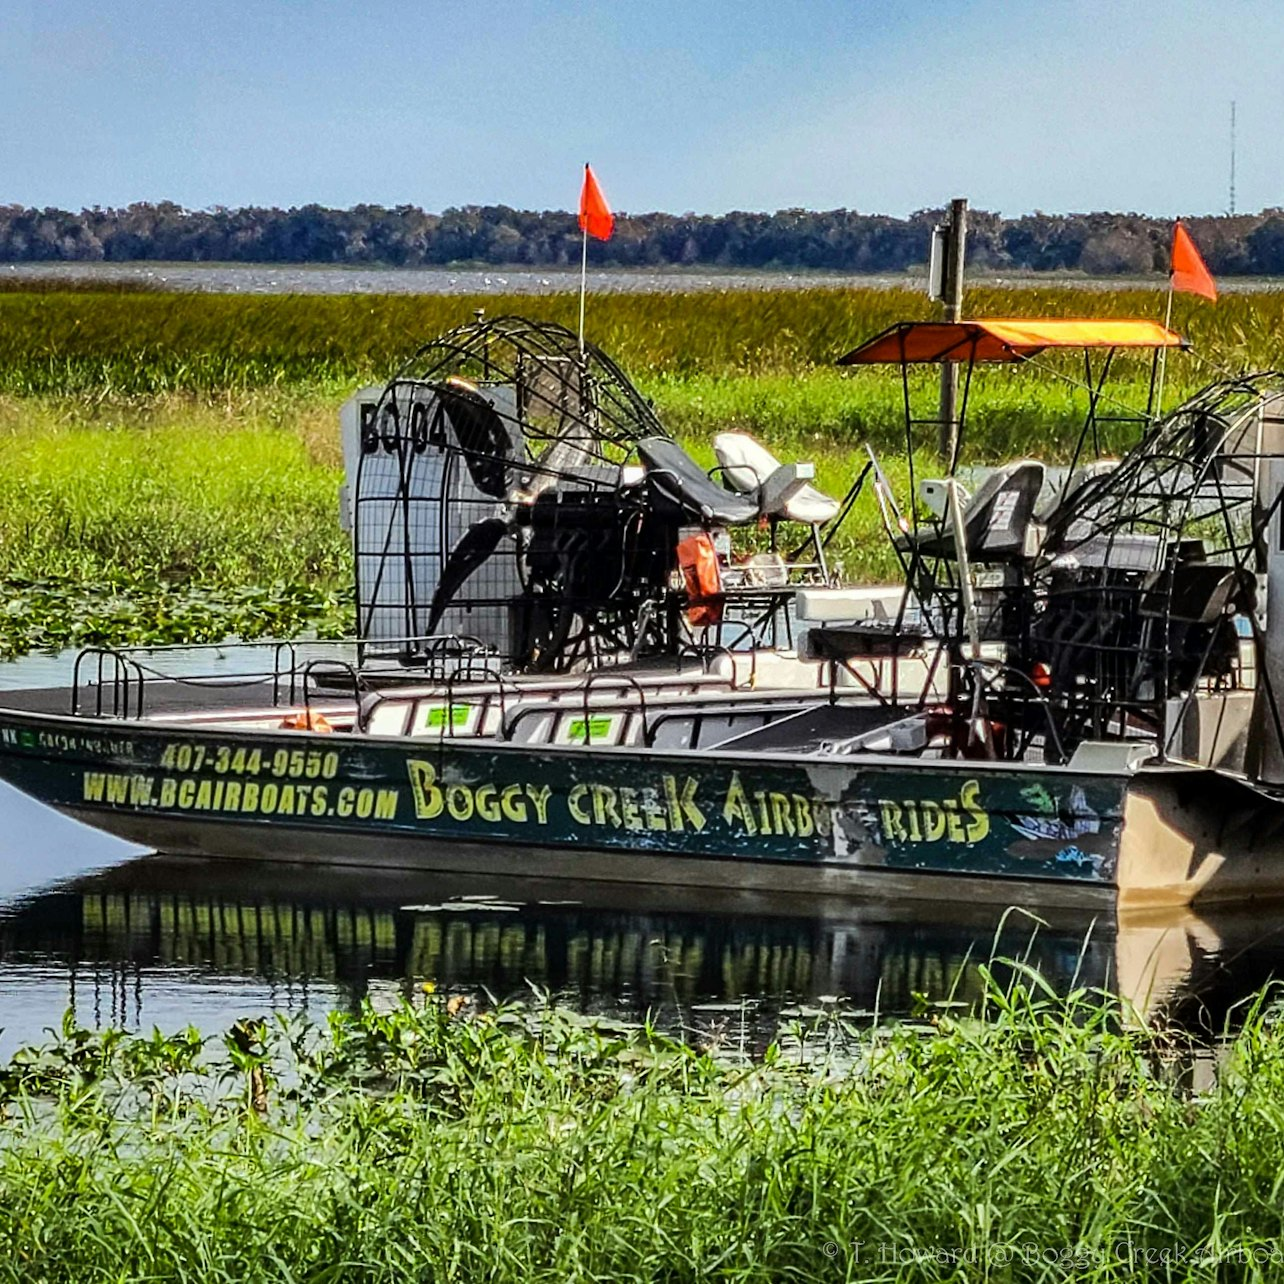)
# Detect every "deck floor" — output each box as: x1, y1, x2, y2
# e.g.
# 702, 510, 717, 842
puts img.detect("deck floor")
0, 677, 314, 720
